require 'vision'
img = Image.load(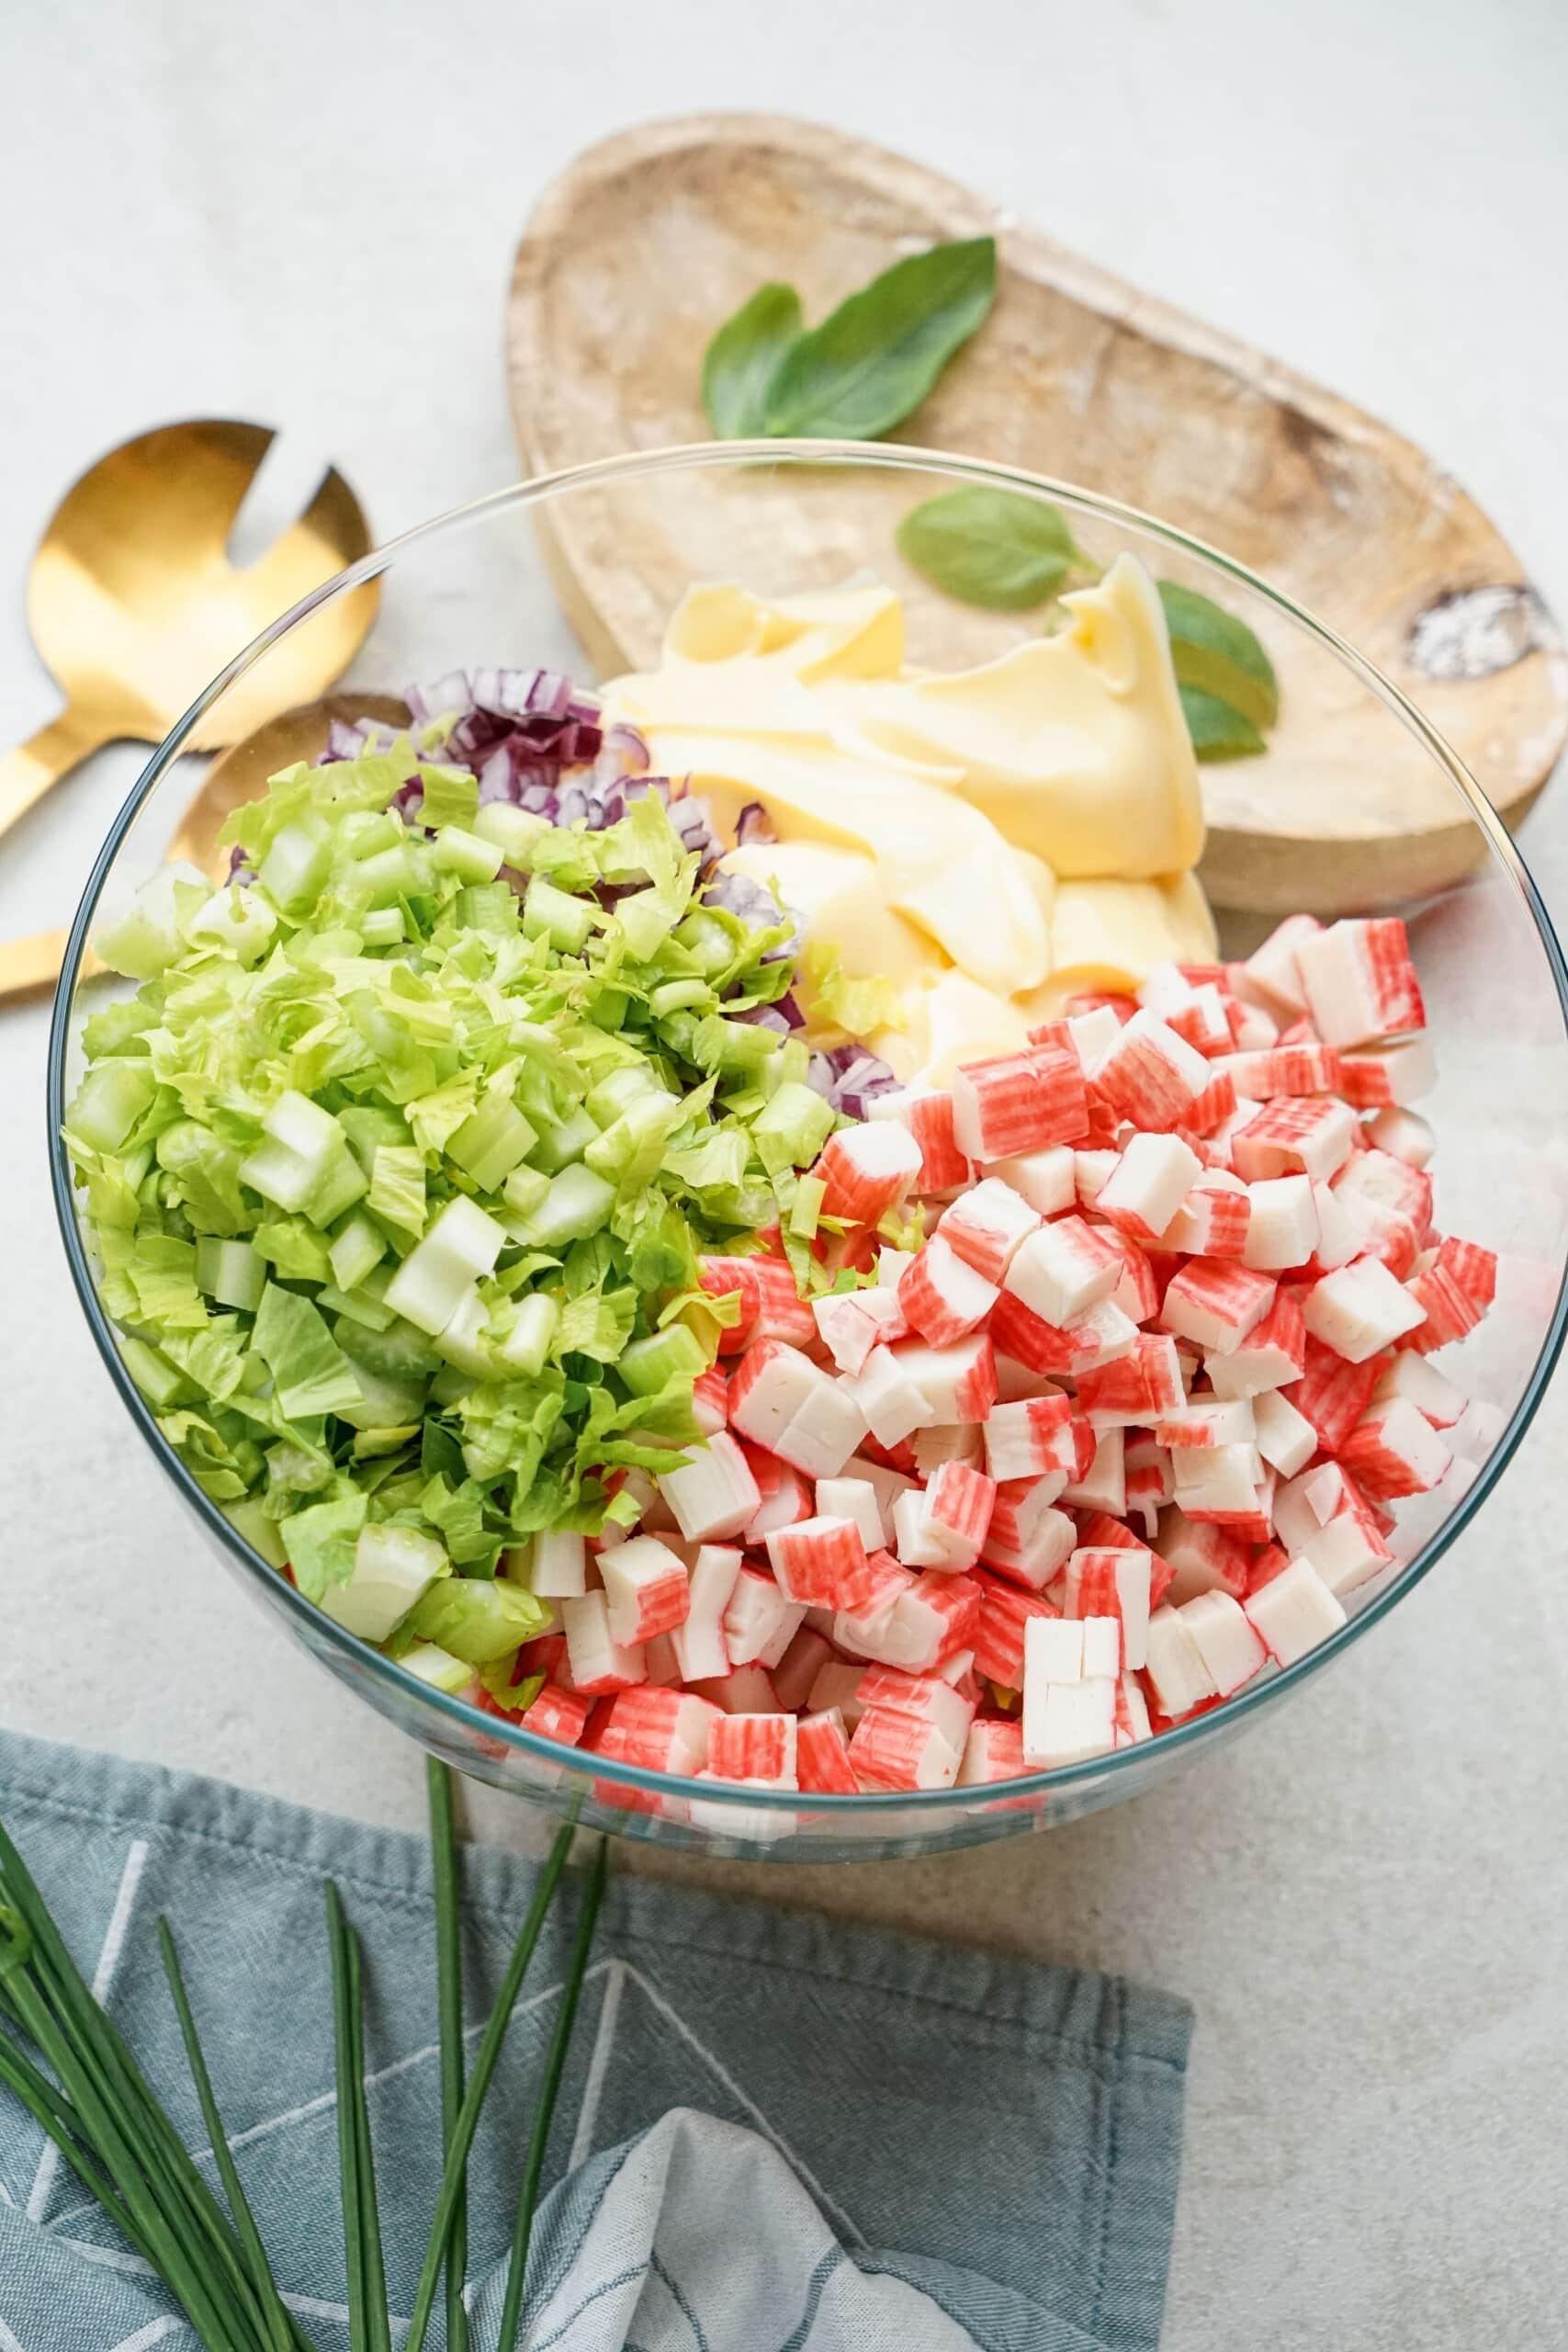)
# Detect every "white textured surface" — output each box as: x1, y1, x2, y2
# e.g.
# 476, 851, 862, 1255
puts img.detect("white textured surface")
4, 4, 1568, 2343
